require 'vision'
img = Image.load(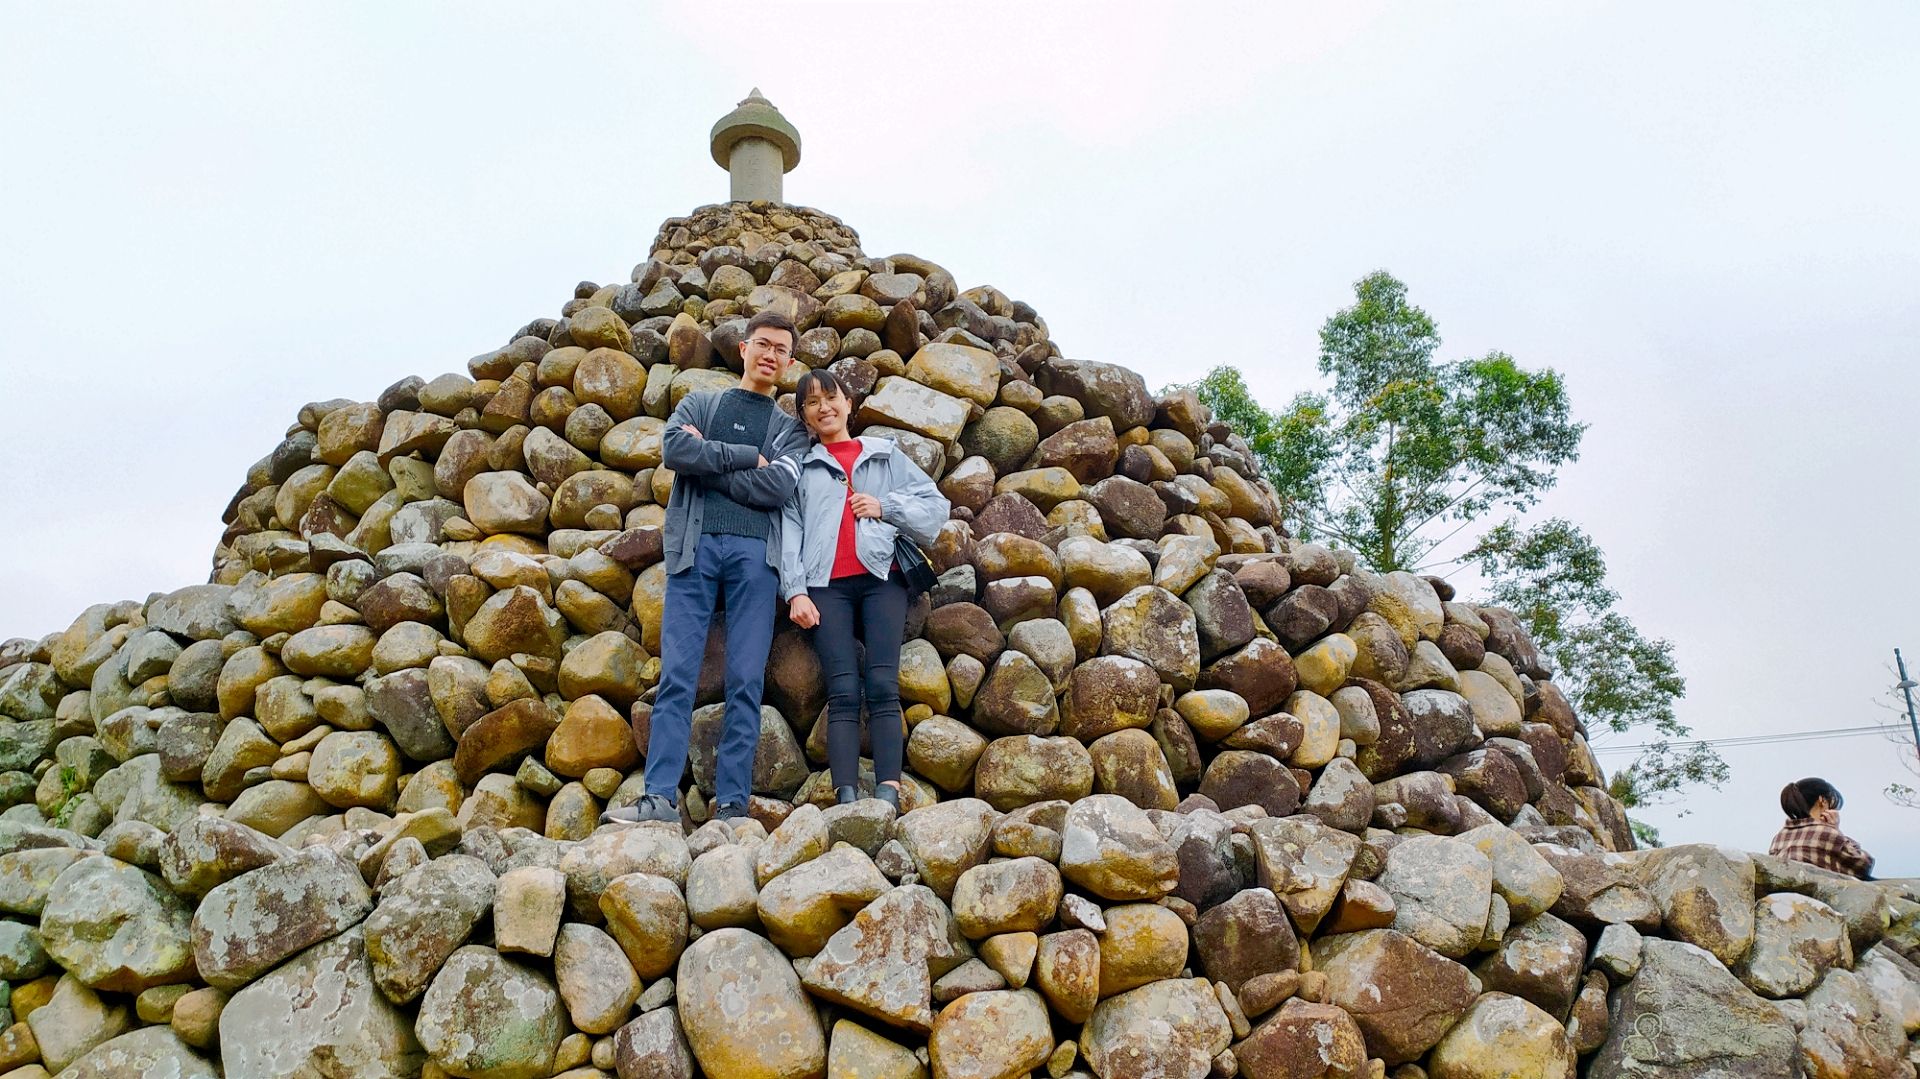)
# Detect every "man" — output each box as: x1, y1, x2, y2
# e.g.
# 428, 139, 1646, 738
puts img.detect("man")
602, 309, 809, 825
